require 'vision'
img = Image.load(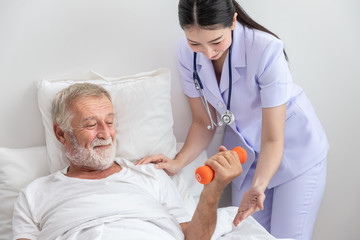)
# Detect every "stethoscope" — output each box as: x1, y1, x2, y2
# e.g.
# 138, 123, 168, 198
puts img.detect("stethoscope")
193, 31, 235, 130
